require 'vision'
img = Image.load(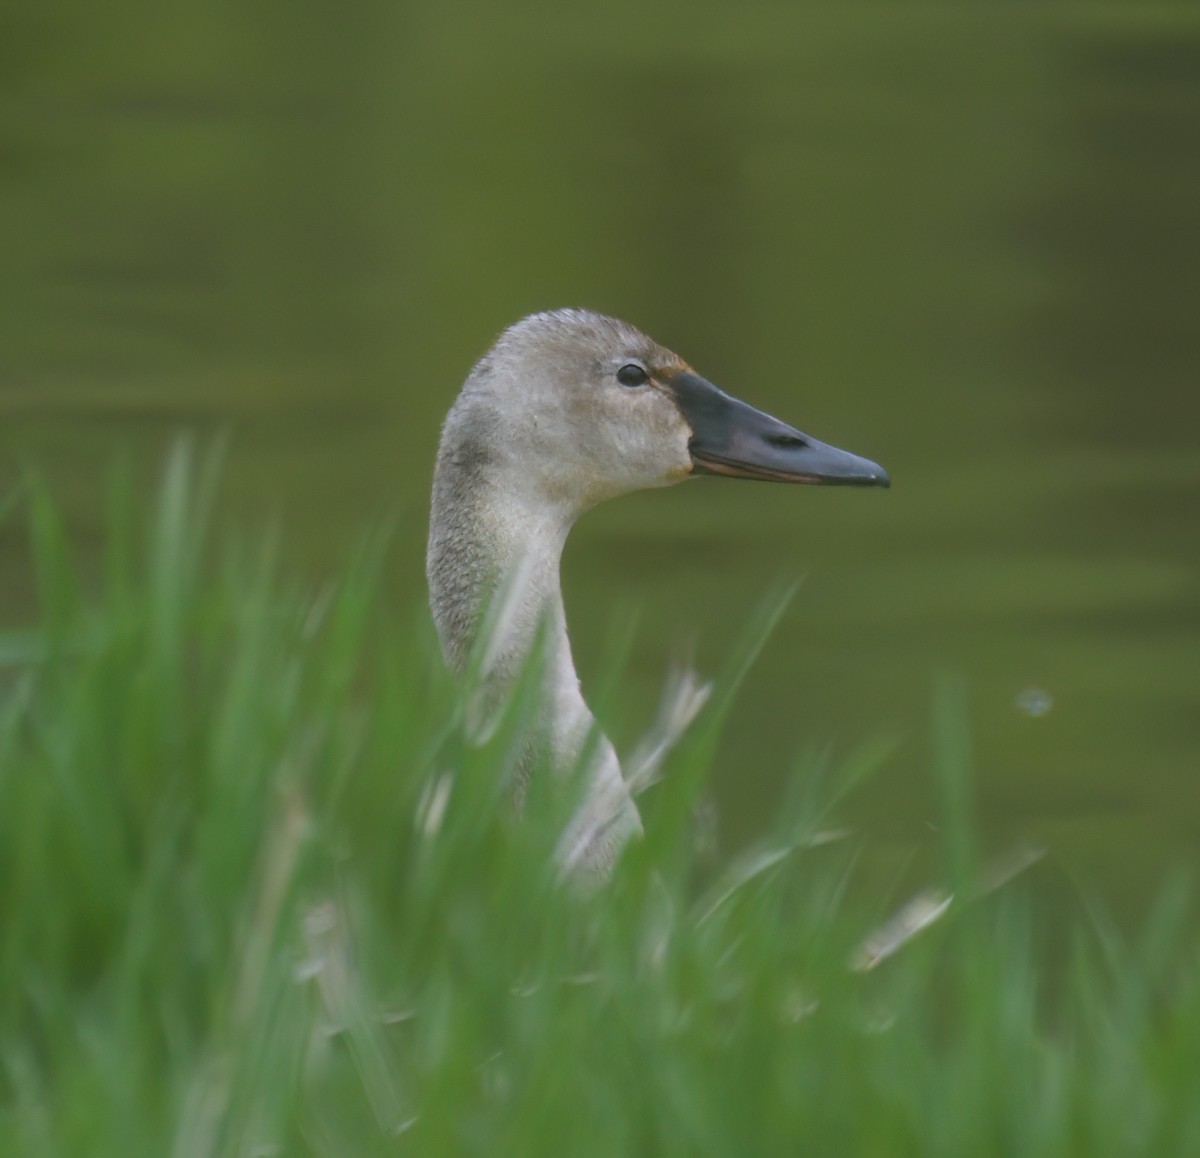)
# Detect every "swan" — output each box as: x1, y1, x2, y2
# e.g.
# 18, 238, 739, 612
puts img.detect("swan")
427, 309, 888, 875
